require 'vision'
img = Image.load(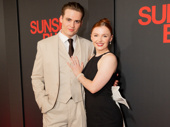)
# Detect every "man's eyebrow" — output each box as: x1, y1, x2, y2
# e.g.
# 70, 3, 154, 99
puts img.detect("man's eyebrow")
66, 17, 71, 20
